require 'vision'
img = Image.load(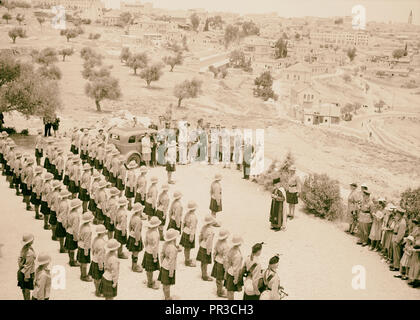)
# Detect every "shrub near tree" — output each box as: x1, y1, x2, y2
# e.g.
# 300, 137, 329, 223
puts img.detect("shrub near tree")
162, 53, 183, 72
58, 48, 74, 62
127, 52, 148, 75
120, 47, 131, 64
254, 71, 278, 101
37, 64, 62, 80
60, 28, 78, 42
173, 78, 202, 107
400, 187, 420, 220
8, 27, 26, 44
300, 173, 344, 221
140, 63, 164, 87
2, 13, 12, 24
